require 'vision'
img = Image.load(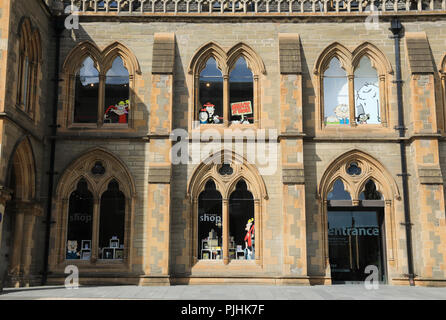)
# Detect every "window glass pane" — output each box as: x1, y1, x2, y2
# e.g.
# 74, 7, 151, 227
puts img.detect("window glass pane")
99, 180, 126, 259
229, 180, 254, 260
324, 58, 349, 125
67, 179, 93, 260
198, 58, 223, 124
354, 57, 380, 124
74, 57, 99, 123
104, 57, 130, 124
229, 57, 254, 124
198, 180, 223, 260
22, 57, 30, 107
327, 179, 352, 200
328, 210, 385, 282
